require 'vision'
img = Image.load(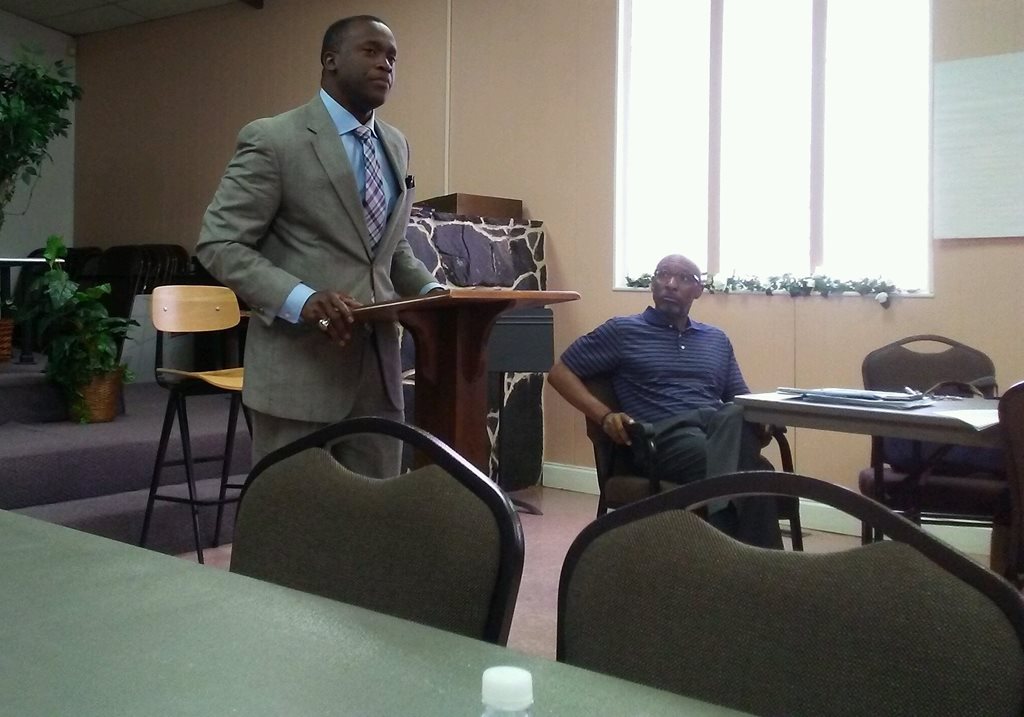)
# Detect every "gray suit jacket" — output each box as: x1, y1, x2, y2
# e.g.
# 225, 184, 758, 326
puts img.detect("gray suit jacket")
196, 96, 435, 422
